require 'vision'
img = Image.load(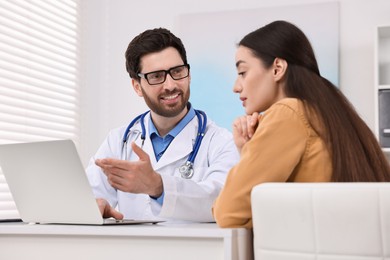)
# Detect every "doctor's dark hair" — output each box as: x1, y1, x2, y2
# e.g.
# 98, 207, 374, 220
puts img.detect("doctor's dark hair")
239, 20, 390, 182
125, 28, 188, 80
